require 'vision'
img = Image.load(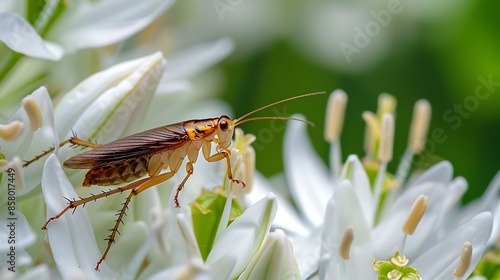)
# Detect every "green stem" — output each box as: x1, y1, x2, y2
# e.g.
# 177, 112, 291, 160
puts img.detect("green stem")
0, 52, 23, 83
